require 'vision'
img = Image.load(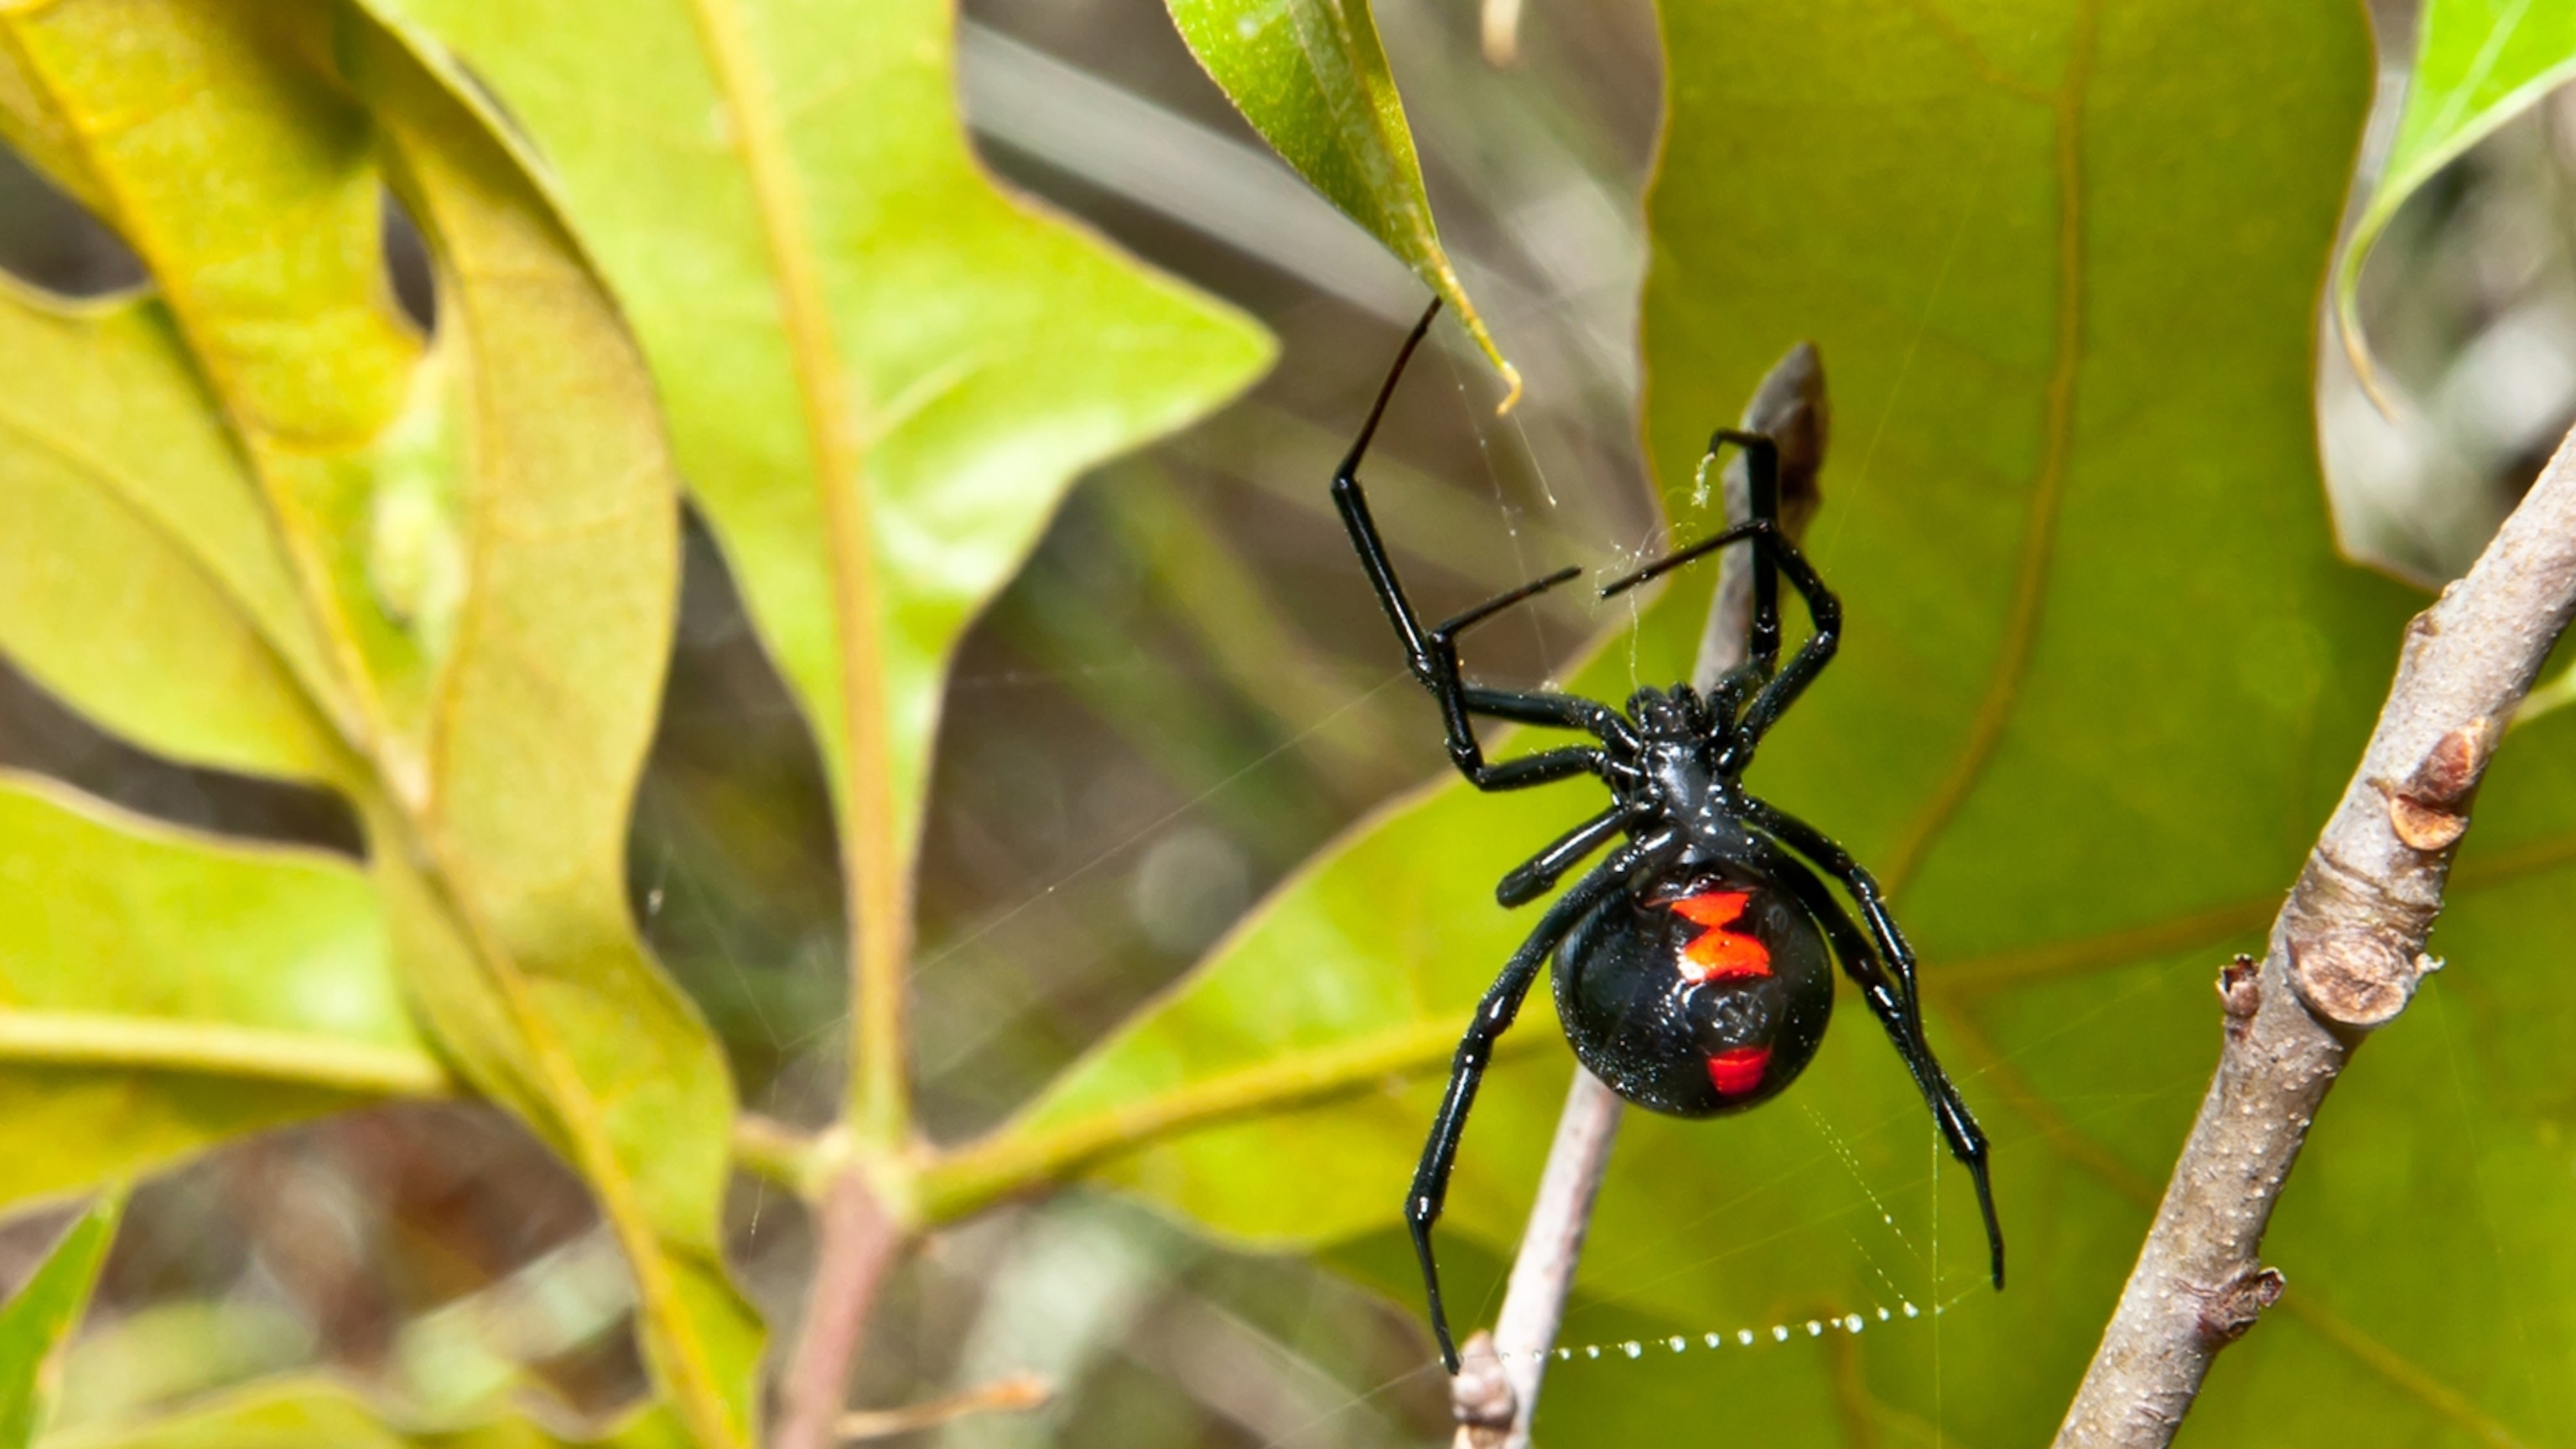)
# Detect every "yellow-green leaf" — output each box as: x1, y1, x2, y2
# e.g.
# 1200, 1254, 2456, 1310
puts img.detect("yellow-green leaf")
2335, 0, 2576, 386
0, 0, 421, 768
0, 285, 347, 785
0, 776, 438, 1213
345, 21, 757, 1446
1163, 0, 1513, 392
357, 0, 1273, 1147
0, 5, 755, 1441
40, 1376, 683, 1449
1, 1194, 121, 1449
